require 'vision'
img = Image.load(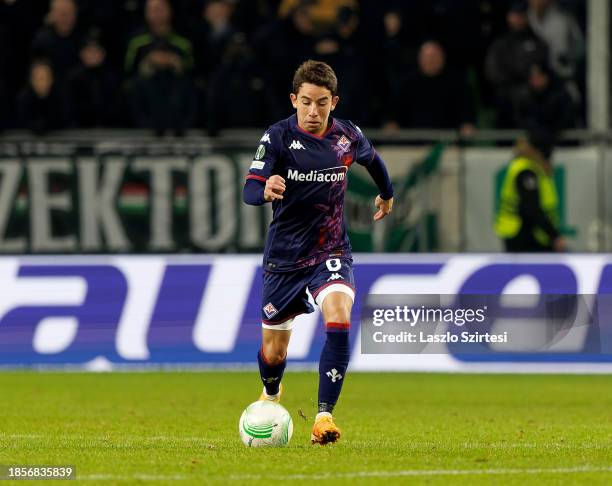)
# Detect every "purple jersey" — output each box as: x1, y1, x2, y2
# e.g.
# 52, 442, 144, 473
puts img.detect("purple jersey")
245, 114, 380, 273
